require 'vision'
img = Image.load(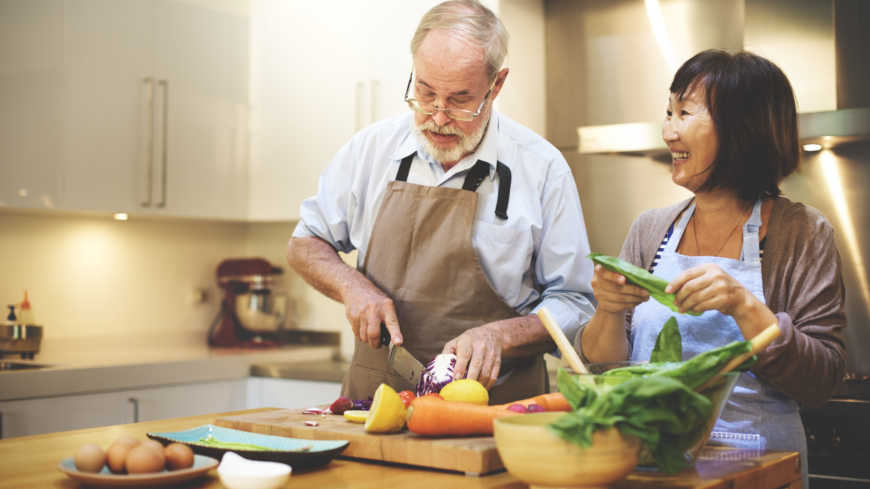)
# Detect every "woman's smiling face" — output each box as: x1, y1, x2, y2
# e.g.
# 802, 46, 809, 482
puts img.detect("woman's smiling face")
662, 84, 719, 192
